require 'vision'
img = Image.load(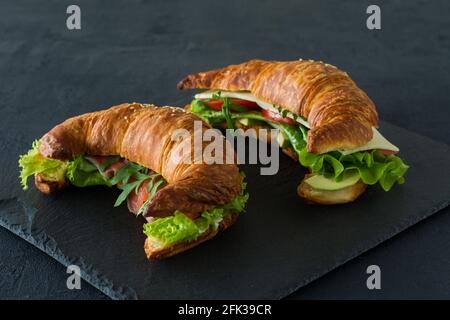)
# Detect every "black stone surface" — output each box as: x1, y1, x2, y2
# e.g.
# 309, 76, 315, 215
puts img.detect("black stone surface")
0, 0, 449, 299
